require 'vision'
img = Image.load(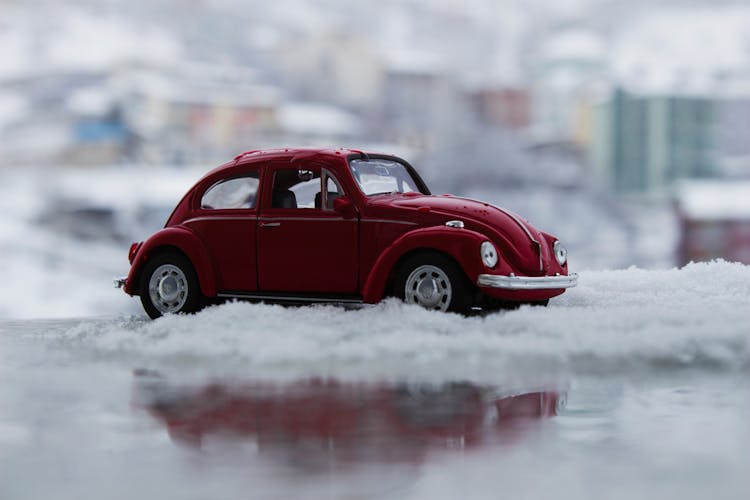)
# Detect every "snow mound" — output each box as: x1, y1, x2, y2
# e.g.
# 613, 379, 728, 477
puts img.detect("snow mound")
60, 261, 750, 380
